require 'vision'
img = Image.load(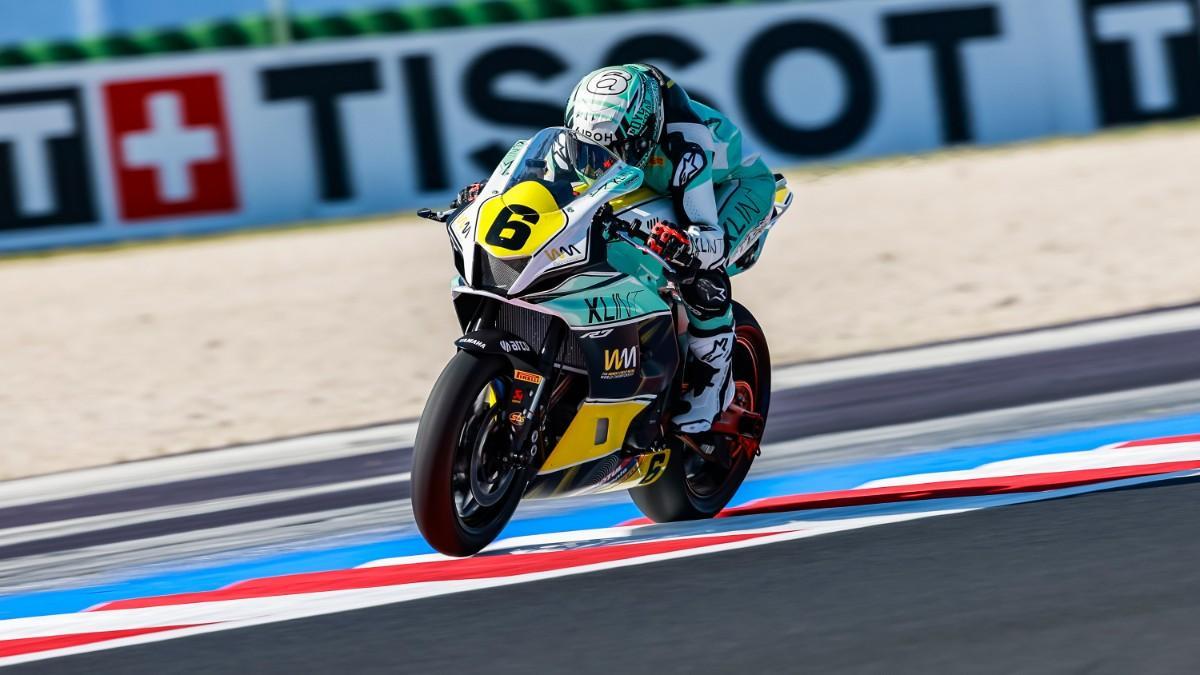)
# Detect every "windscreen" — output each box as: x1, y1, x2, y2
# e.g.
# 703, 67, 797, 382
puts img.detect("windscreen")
499, 127, 625, 210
